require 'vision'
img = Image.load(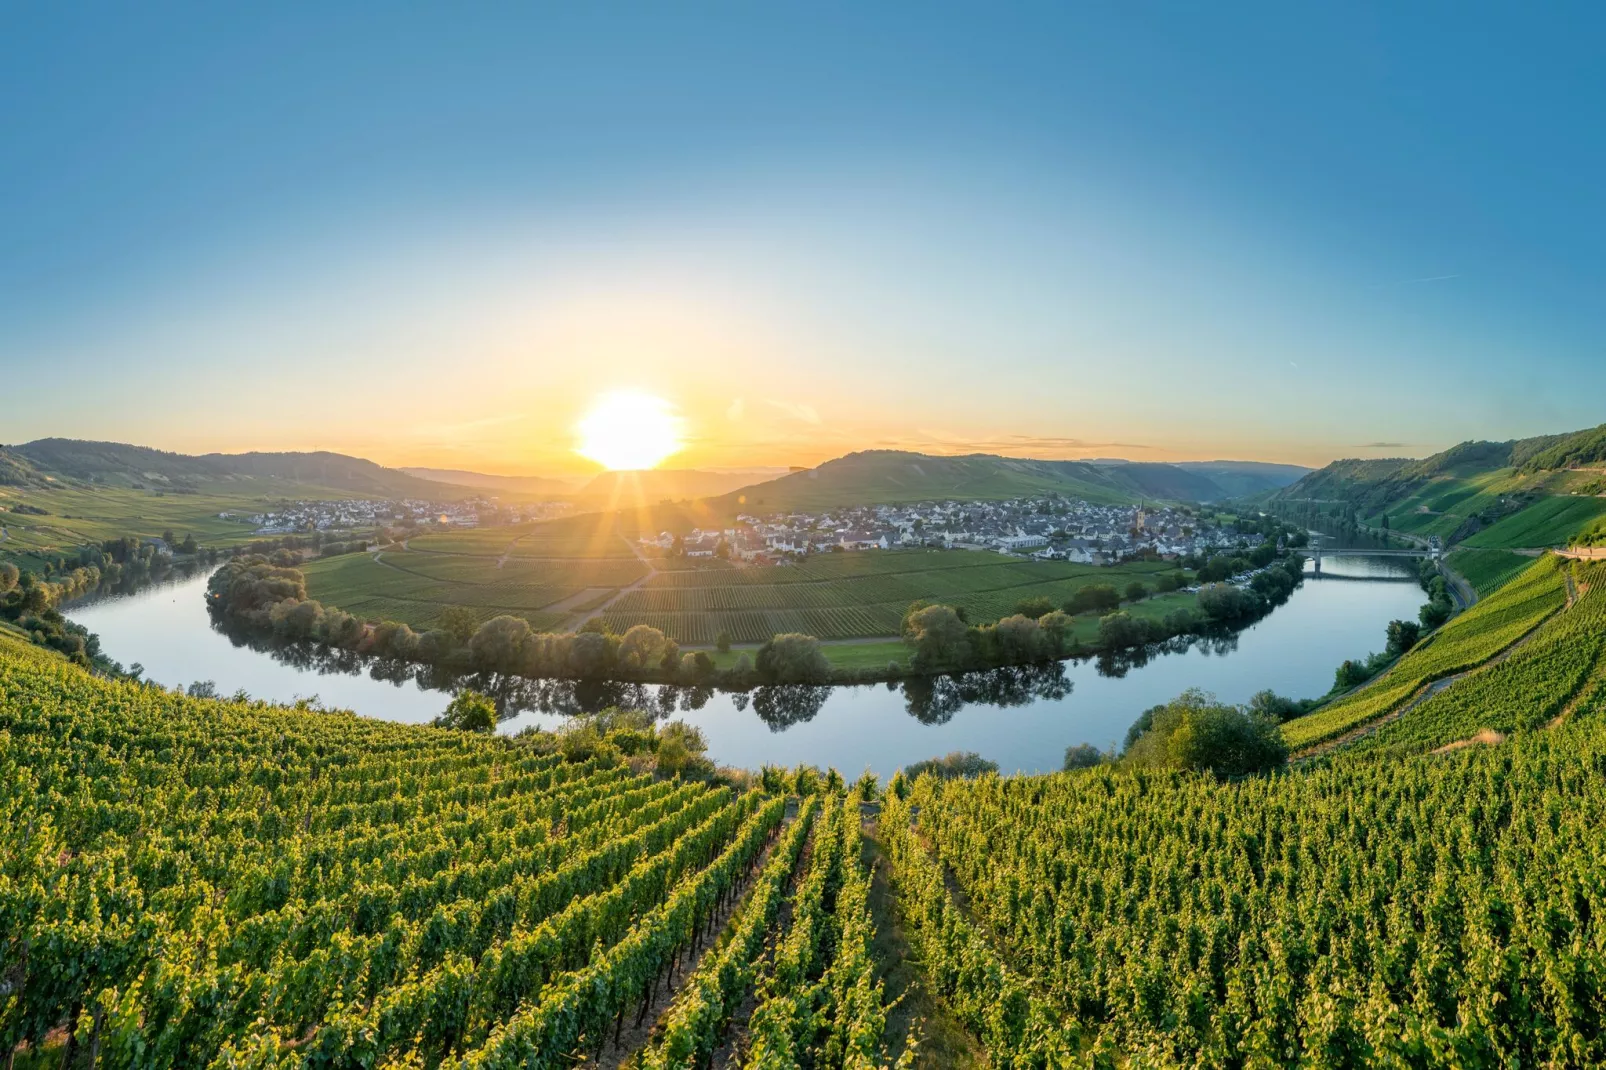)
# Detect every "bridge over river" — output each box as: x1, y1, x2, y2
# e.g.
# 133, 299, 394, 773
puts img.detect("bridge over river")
1308, 542, 1438, 575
